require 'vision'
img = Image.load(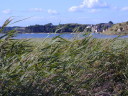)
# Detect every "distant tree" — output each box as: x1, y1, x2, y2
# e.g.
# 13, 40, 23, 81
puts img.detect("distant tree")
25, 23, 87, 33
126, 21, 128, 25
120, 27, 123, 31
119, 23, 122, 26
108, 21, 114, 24
44, 23, 53, 26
